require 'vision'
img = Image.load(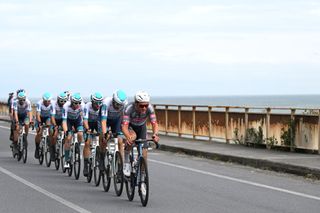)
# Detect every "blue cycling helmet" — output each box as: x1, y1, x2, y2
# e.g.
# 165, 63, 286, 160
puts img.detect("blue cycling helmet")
17, 91, 26, 100
57, 92, 68, 102
42, 92, 52, 101
91, 92, 103, 102
113, 90, 127, 105
71, 93, 82, 103
16, 88, 25, 96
